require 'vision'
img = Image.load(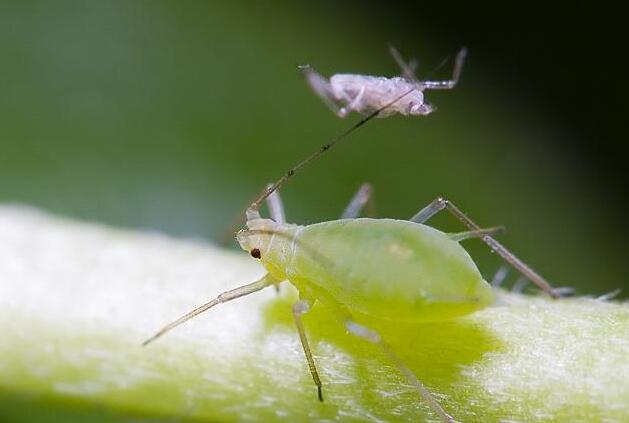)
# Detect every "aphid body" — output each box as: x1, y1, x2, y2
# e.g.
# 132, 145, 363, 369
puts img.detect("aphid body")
238, 217, 494, 322
301, 46, 467, 118
327, 75, 432, 116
